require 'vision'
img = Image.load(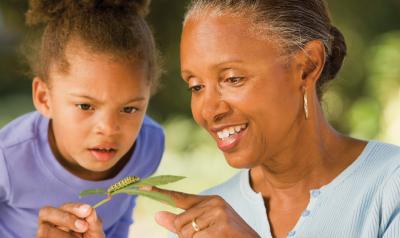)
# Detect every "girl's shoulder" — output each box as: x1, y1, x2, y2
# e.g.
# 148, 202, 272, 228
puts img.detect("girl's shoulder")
0, 111, 45, 149
141, 115, 164, 132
